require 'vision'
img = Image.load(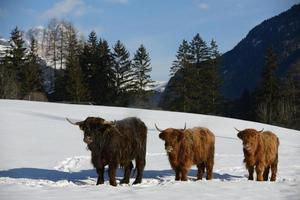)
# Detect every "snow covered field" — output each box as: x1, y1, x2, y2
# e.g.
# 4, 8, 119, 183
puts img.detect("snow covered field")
0, 100, 299, 200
